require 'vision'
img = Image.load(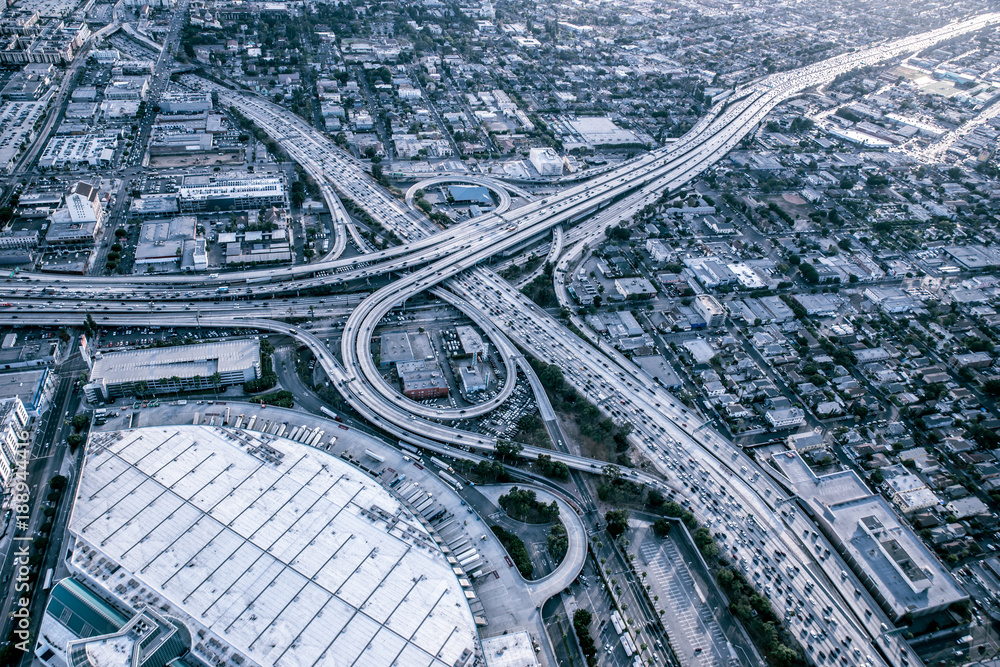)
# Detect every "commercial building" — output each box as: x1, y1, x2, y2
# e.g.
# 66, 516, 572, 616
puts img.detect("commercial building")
0, 396, 28, 492
83, 339, 260, 401
693, 294, 725, 328
37, 134, 117, 169
114, 60, 154, 76
482, 632, 539, 667
45, 181, 104, 244
0, 63, 53, 100
771, 452, 967, 622
159, 90, 212, 114
528, 147, 563, 176
178, 177, 285, 213
65, 425, 478, 667
614, 276, 657, 300
129, 194, 179, 218
103, 76, 149, 101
